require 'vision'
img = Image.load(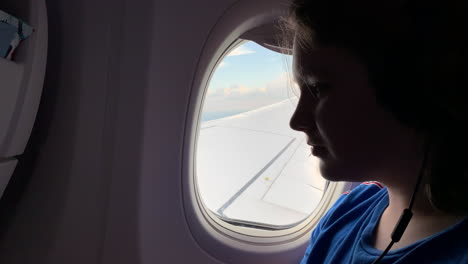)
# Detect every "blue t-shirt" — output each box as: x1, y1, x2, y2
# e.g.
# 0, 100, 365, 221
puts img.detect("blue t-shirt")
301, 181, 468, 264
